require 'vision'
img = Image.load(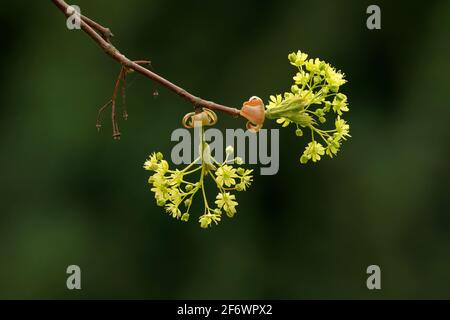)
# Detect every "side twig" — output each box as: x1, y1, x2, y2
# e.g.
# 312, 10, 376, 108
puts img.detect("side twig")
95, 61, 149, 139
